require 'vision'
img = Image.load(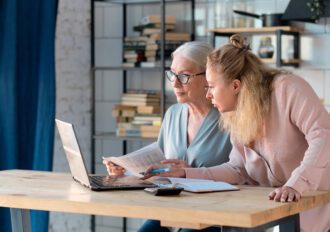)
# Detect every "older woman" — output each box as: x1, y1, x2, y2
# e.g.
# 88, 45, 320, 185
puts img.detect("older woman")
104, 41, 232, 232
144, 35, 330, 232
